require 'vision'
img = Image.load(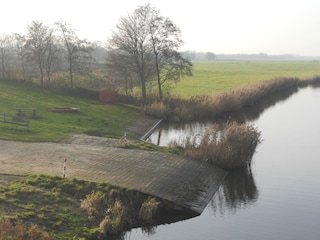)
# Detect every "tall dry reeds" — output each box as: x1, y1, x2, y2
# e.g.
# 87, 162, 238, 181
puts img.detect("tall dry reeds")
139, 198, 160, 223
0, 219, 54, 240
145, 77, 303, 121
181, 122, 262, 169
80, 190, 160, 236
